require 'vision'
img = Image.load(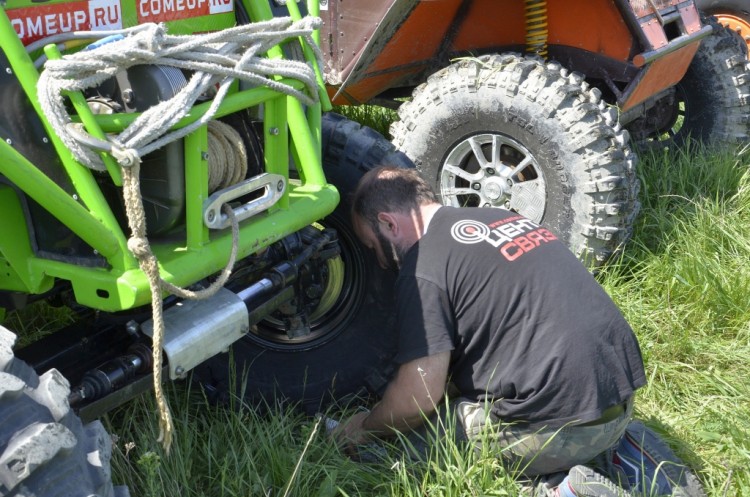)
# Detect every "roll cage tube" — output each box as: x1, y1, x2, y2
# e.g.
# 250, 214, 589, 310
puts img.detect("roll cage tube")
0, 1, 335, 311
